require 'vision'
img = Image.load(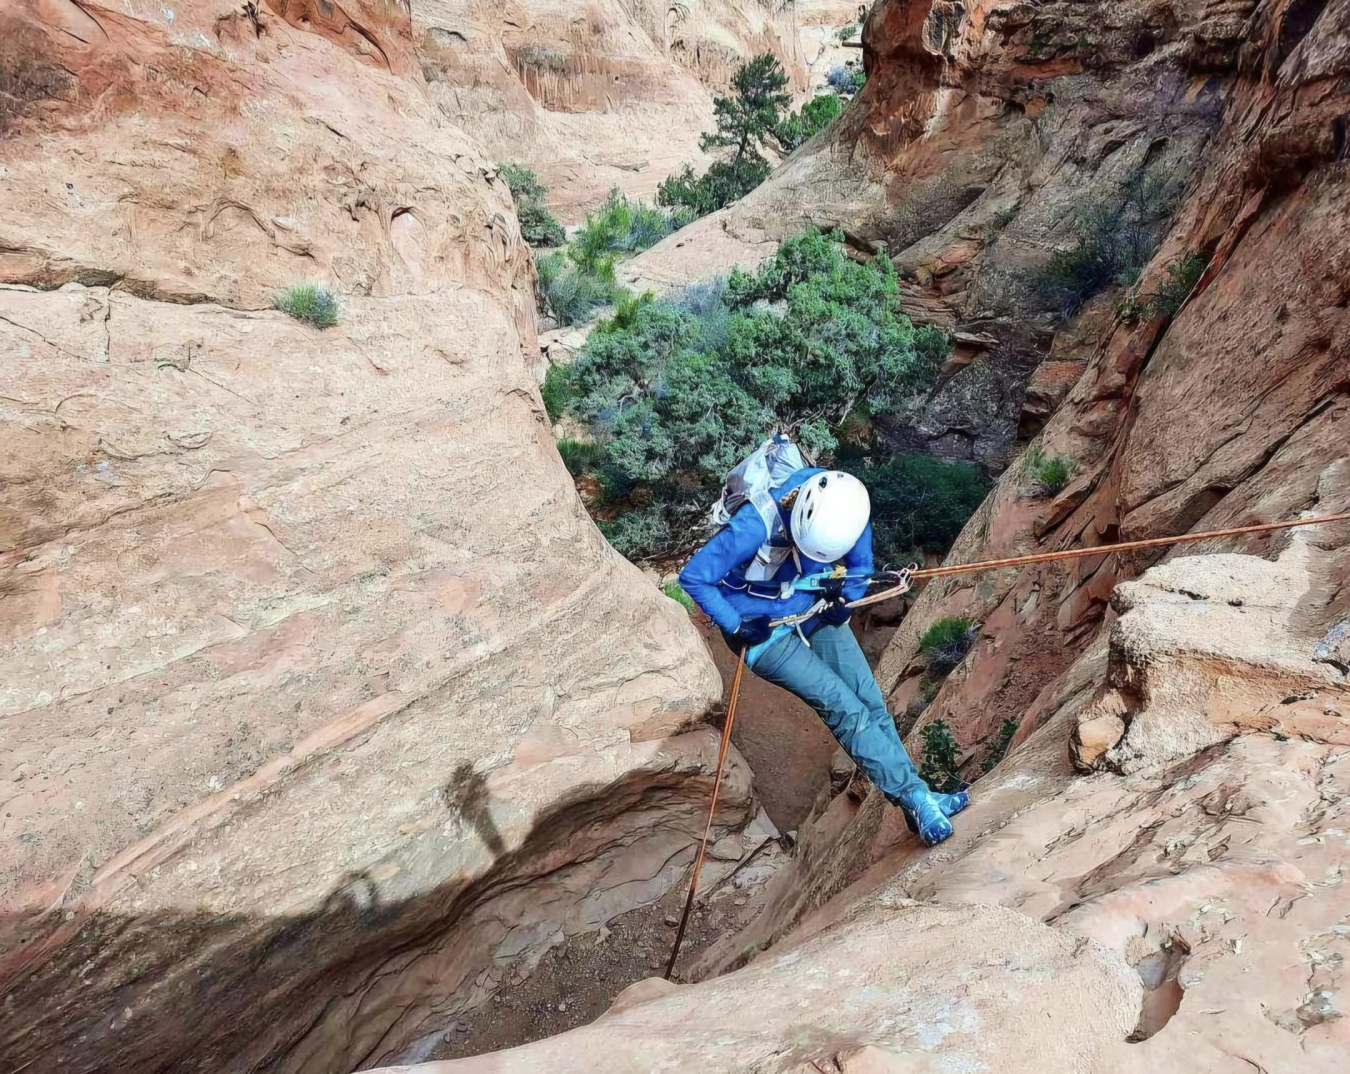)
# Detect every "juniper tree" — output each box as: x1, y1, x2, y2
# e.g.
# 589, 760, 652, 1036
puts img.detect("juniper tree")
701, 52, 792, 164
